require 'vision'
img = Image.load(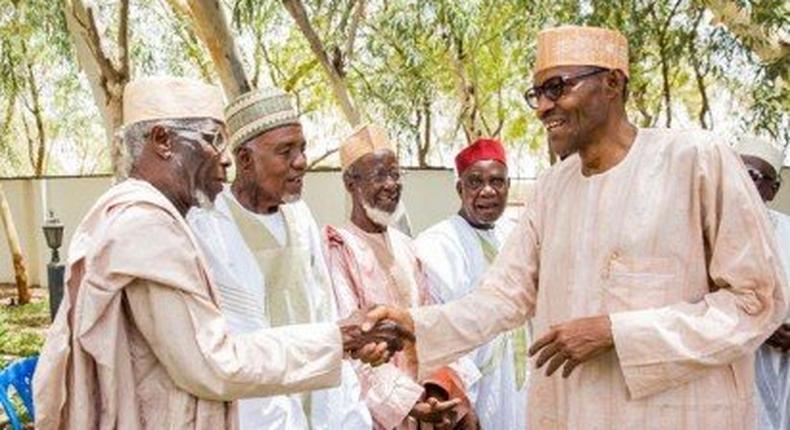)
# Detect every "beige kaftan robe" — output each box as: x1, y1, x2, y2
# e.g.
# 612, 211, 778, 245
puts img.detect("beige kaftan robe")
33, 179, 344, 430
411, 129, 787, 429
